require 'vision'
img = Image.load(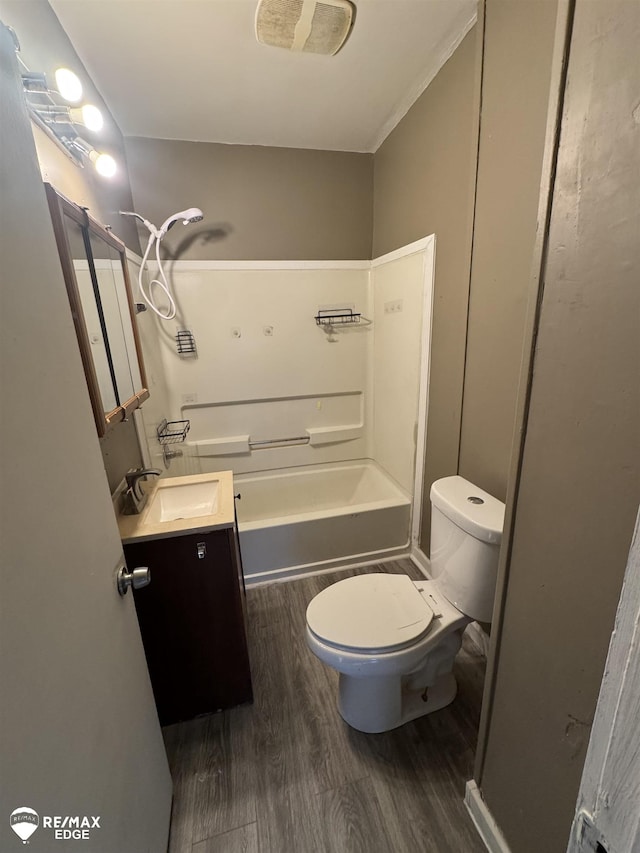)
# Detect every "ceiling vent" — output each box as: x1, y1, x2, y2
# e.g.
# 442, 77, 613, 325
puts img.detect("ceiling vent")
255, 0, 355, 56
